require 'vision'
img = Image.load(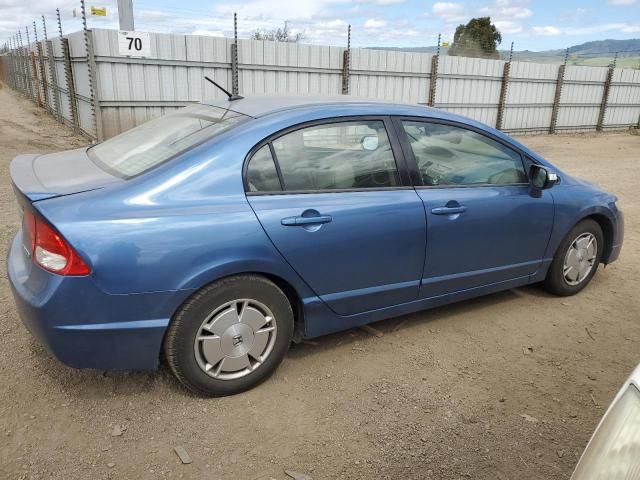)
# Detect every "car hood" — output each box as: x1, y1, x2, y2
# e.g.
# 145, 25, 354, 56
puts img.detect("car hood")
10, 148, 123, 202
559, 170, 607, 190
